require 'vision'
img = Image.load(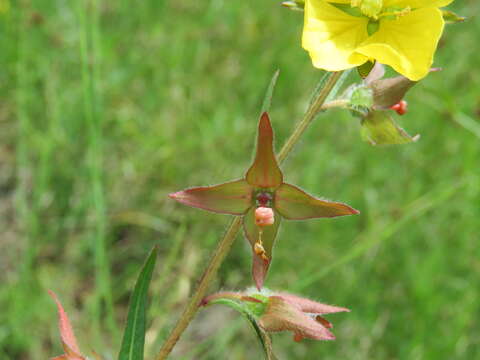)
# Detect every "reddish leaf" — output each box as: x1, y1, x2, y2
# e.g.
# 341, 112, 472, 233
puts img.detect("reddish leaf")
245, 113, 283, 188
259, 296, 335, 341
243, 206, 281, 289
274, 183, 359, 220
276, 293, 350, 315
169, 179, 253, 215
48, 290, 85, 360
